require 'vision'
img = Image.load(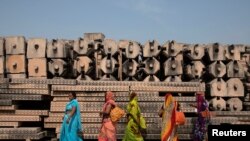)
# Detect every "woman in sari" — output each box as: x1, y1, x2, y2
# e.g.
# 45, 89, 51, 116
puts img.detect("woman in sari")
98, 91, 117, 141
192, 92, 210, 141
60, 92, 83, 141
123, 92, 146, 141
158, 93, 178, 141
